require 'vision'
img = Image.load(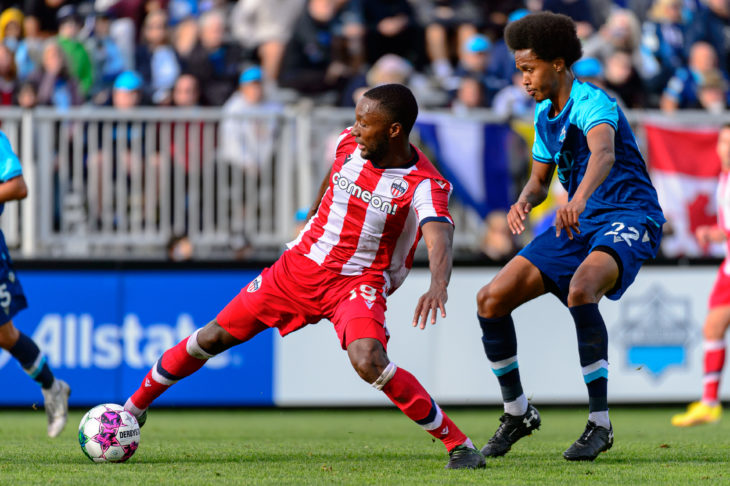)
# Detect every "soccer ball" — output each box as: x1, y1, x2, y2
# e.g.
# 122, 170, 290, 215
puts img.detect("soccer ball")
78, 403, 140, 463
